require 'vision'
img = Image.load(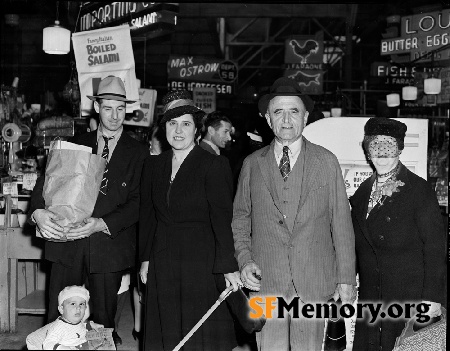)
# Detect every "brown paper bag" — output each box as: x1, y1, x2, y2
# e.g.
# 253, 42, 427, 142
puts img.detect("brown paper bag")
43, 143, 106, 229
